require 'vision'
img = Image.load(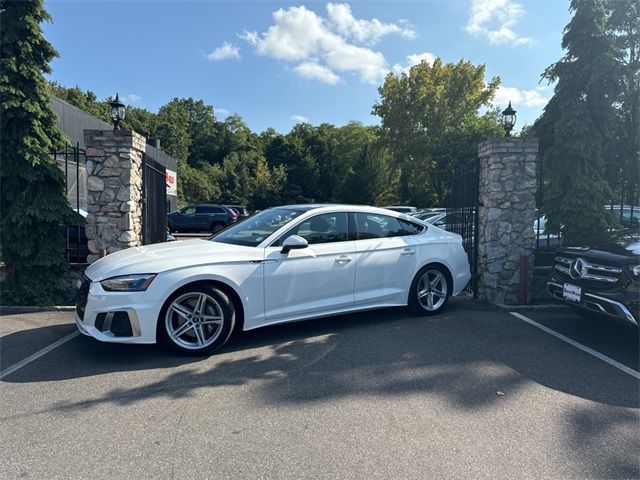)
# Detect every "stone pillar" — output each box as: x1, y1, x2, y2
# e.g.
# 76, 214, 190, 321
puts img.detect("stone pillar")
84, 129, 145, 263
476, 138, 538, 305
